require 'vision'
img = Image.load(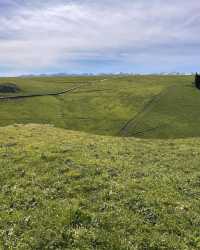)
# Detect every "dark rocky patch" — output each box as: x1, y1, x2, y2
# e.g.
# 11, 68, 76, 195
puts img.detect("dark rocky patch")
0, 83, 21, 93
